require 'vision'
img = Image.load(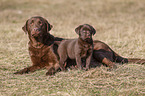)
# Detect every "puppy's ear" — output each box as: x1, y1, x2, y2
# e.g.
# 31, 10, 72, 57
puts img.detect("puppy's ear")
90, 26, 96, 35
45, 19, 53, 32
75, 25, 83, 35
22, 19, 29, 34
